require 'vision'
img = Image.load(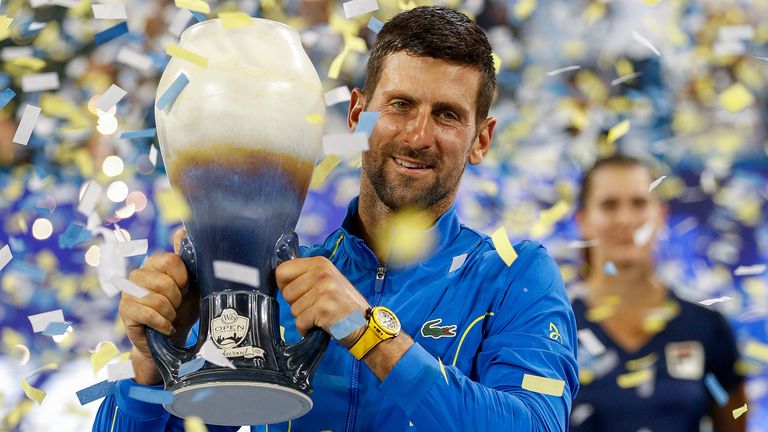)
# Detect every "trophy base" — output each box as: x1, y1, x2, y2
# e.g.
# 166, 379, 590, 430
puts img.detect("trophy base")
165, 381, 313, 426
